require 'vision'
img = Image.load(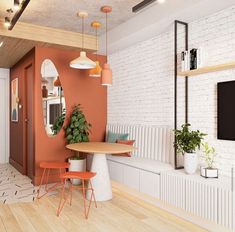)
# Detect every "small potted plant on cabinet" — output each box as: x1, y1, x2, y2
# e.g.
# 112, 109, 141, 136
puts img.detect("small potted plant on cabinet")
64, 104, 91, 185
200, 142, 218, 178
174, 123, 206, 174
